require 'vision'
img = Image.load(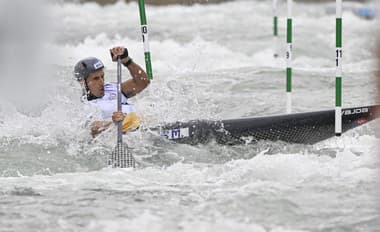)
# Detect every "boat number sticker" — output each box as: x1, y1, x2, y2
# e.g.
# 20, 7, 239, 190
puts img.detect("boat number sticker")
162, 128, 190, 140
